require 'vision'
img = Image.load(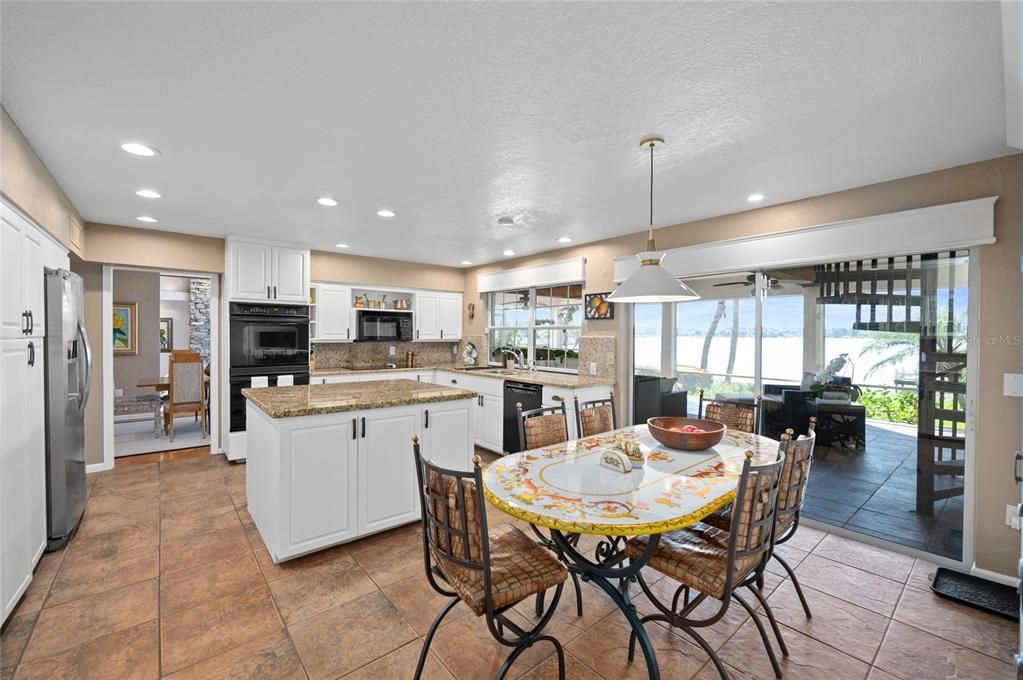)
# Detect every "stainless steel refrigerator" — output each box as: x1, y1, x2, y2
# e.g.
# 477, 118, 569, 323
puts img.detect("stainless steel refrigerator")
43, 268, 91, 550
